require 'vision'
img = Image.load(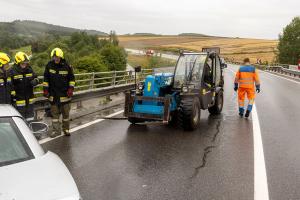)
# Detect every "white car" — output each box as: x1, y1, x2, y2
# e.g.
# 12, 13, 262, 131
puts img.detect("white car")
0, 105, 81, 200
